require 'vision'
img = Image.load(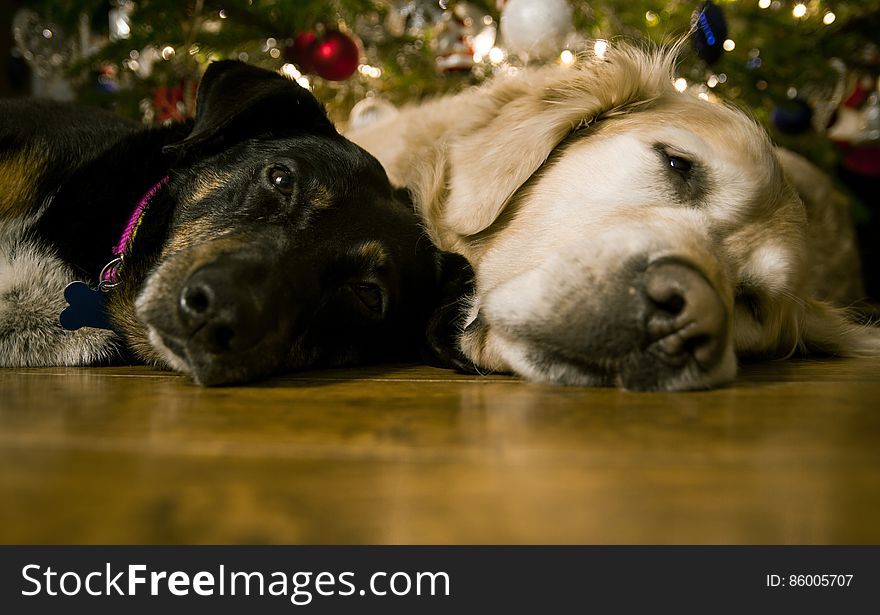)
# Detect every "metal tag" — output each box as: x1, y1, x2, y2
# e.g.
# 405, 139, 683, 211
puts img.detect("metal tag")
59, 281, 112, 331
